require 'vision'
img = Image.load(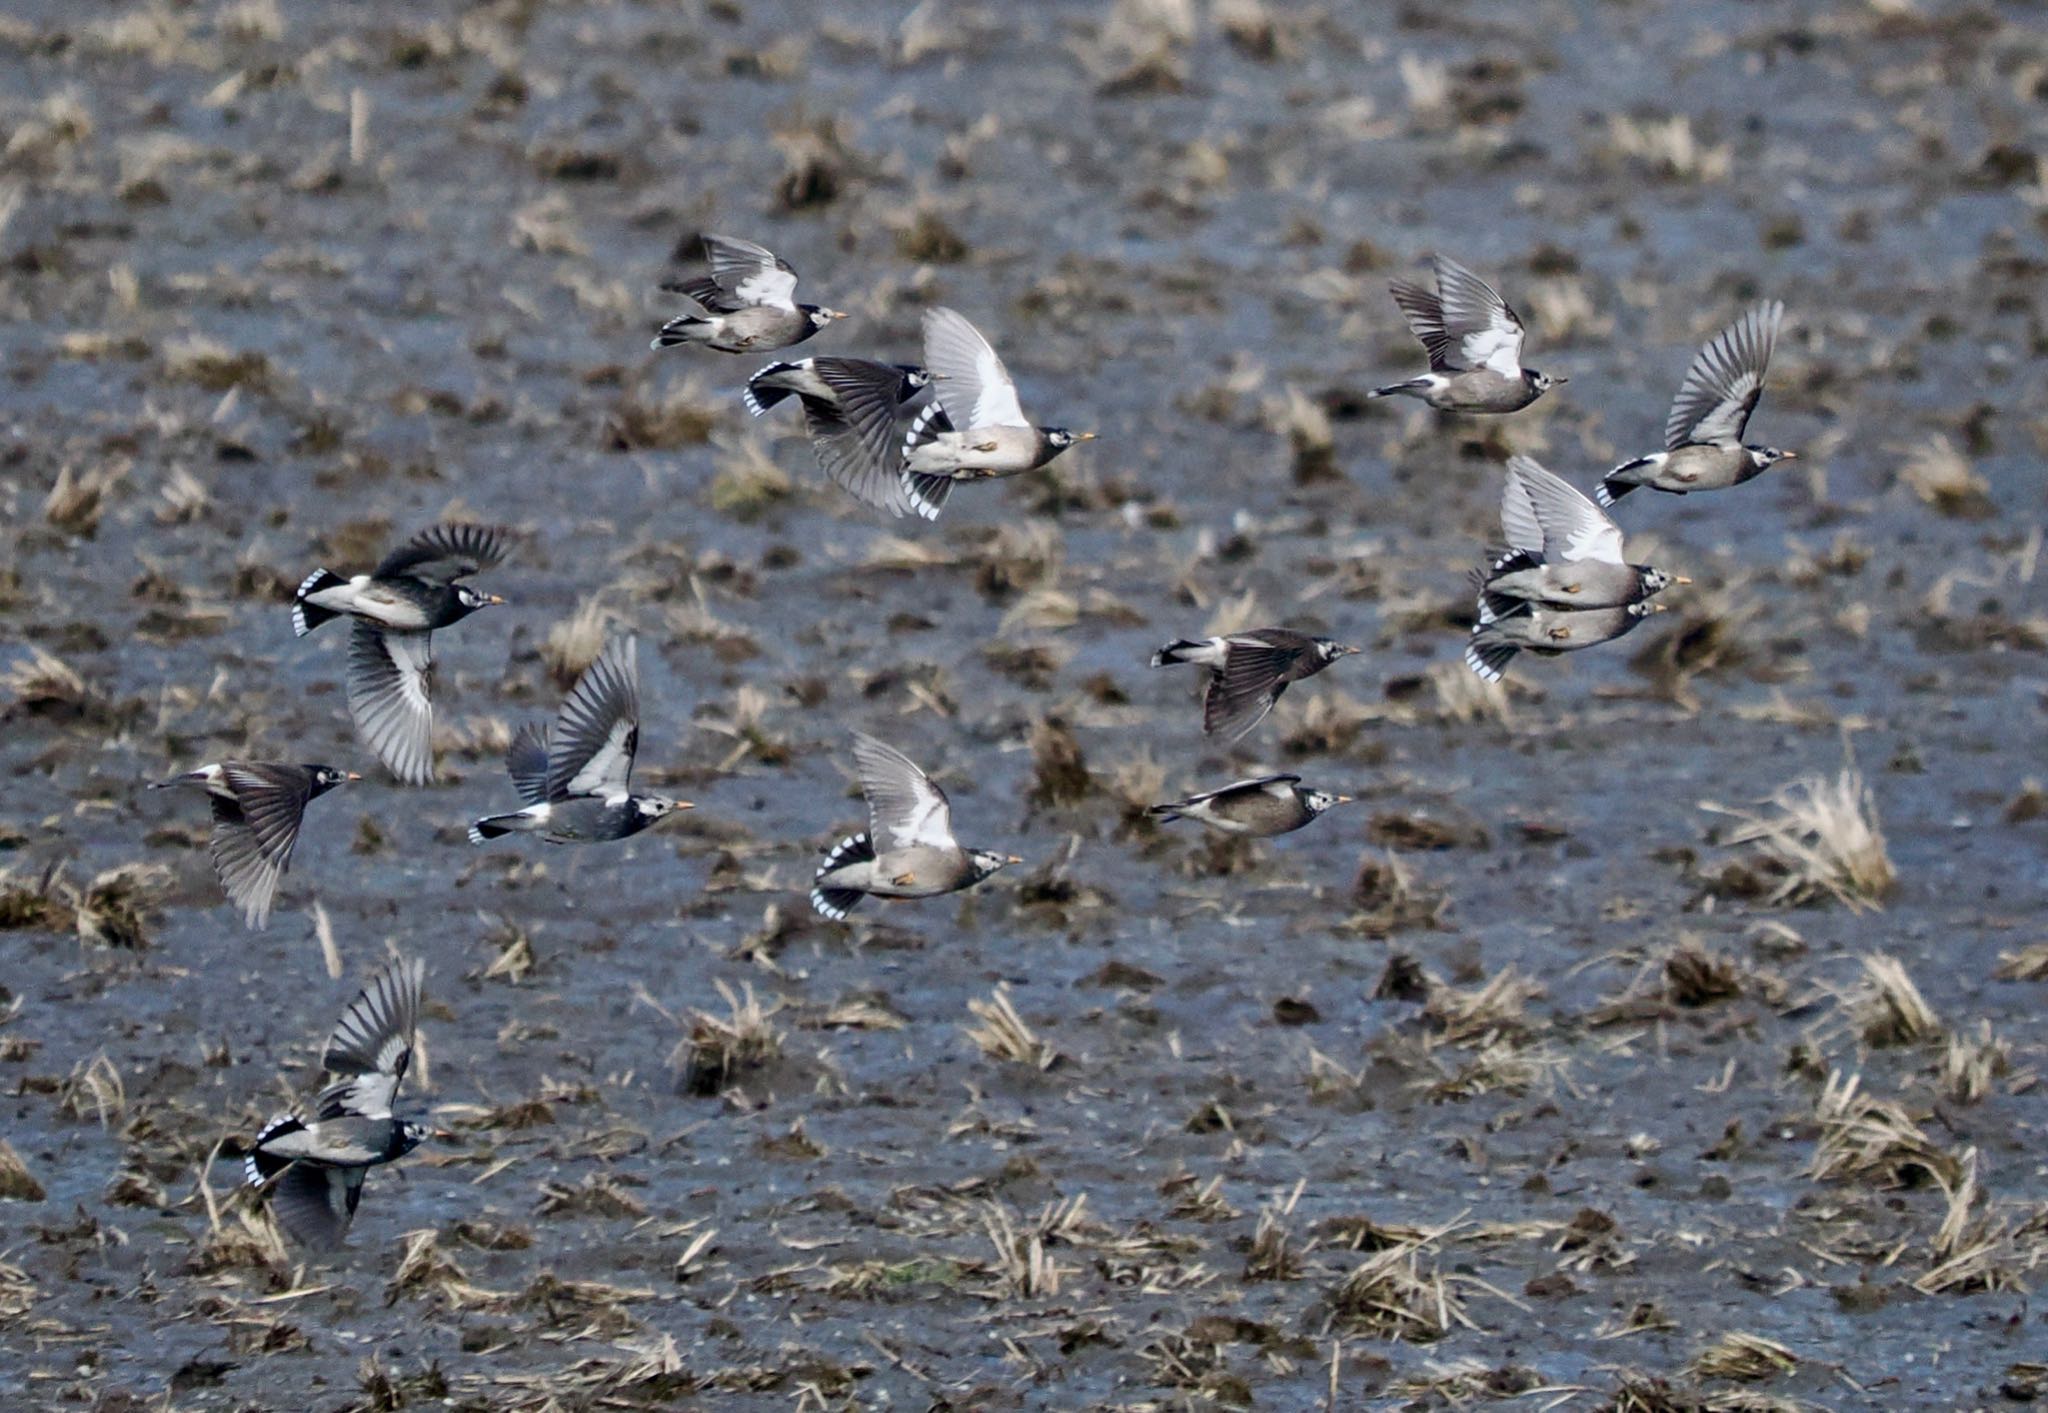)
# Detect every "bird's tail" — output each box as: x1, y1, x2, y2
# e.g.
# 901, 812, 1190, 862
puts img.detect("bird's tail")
810, 833, 874, 920
467, 813, 528, 844
1145, 803, 1188, 823
244, 1113, 303, 1186
1367, 378, 1429, 400
1464, 630, 1519, 683
900, 470, 955, 522
1473, 551, 1543, 625
1594, 463, 1649, 509
649, 313, 709, 351
743, 362, 801, 416
1150, 638, 1207, 668
901, 401, 950, 459
148, 770, 206, 790
291, 569, 348, 637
